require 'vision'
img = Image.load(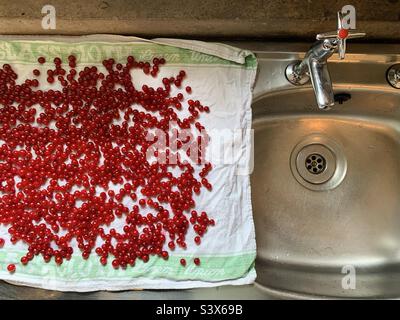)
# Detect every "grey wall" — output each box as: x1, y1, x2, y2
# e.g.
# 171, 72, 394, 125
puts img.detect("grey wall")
0, 0, 399, 40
